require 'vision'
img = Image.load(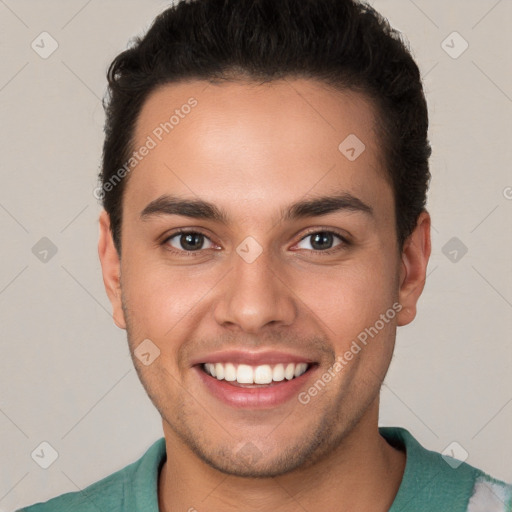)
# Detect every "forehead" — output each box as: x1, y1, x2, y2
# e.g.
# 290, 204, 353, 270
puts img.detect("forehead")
125, 79, 391, 221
